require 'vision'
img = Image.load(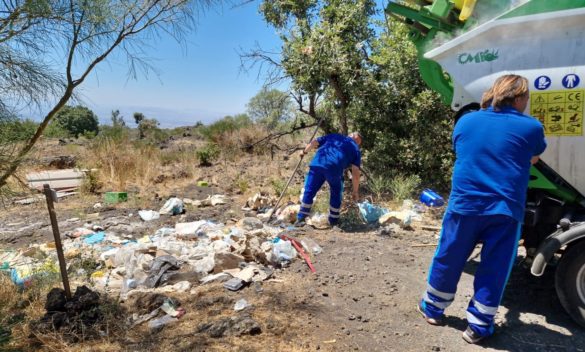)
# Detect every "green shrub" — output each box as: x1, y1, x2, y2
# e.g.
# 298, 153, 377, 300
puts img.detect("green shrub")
196, 144, 220, 166
54, 105, 99, 137
367, 174, 391, 200
200, 114, 252, 143
98, 125, 129, 141
389, 174, 421, 201
44, 122, 70, 138
0, 118, 38, 142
